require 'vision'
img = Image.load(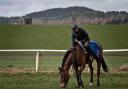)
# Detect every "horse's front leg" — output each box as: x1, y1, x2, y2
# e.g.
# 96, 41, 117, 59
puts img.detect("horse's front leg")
74, 66, 81, 88
78, 65, 85, 88
88, 60, 93, 86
